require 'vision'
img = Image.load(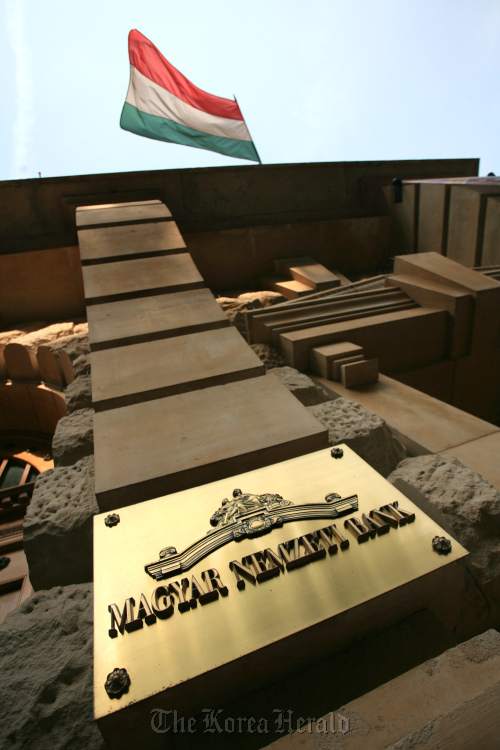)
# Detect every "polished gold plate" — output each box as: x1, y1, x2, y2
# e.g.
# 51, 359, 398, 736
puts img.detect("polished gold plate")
94, 445, 468, 745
